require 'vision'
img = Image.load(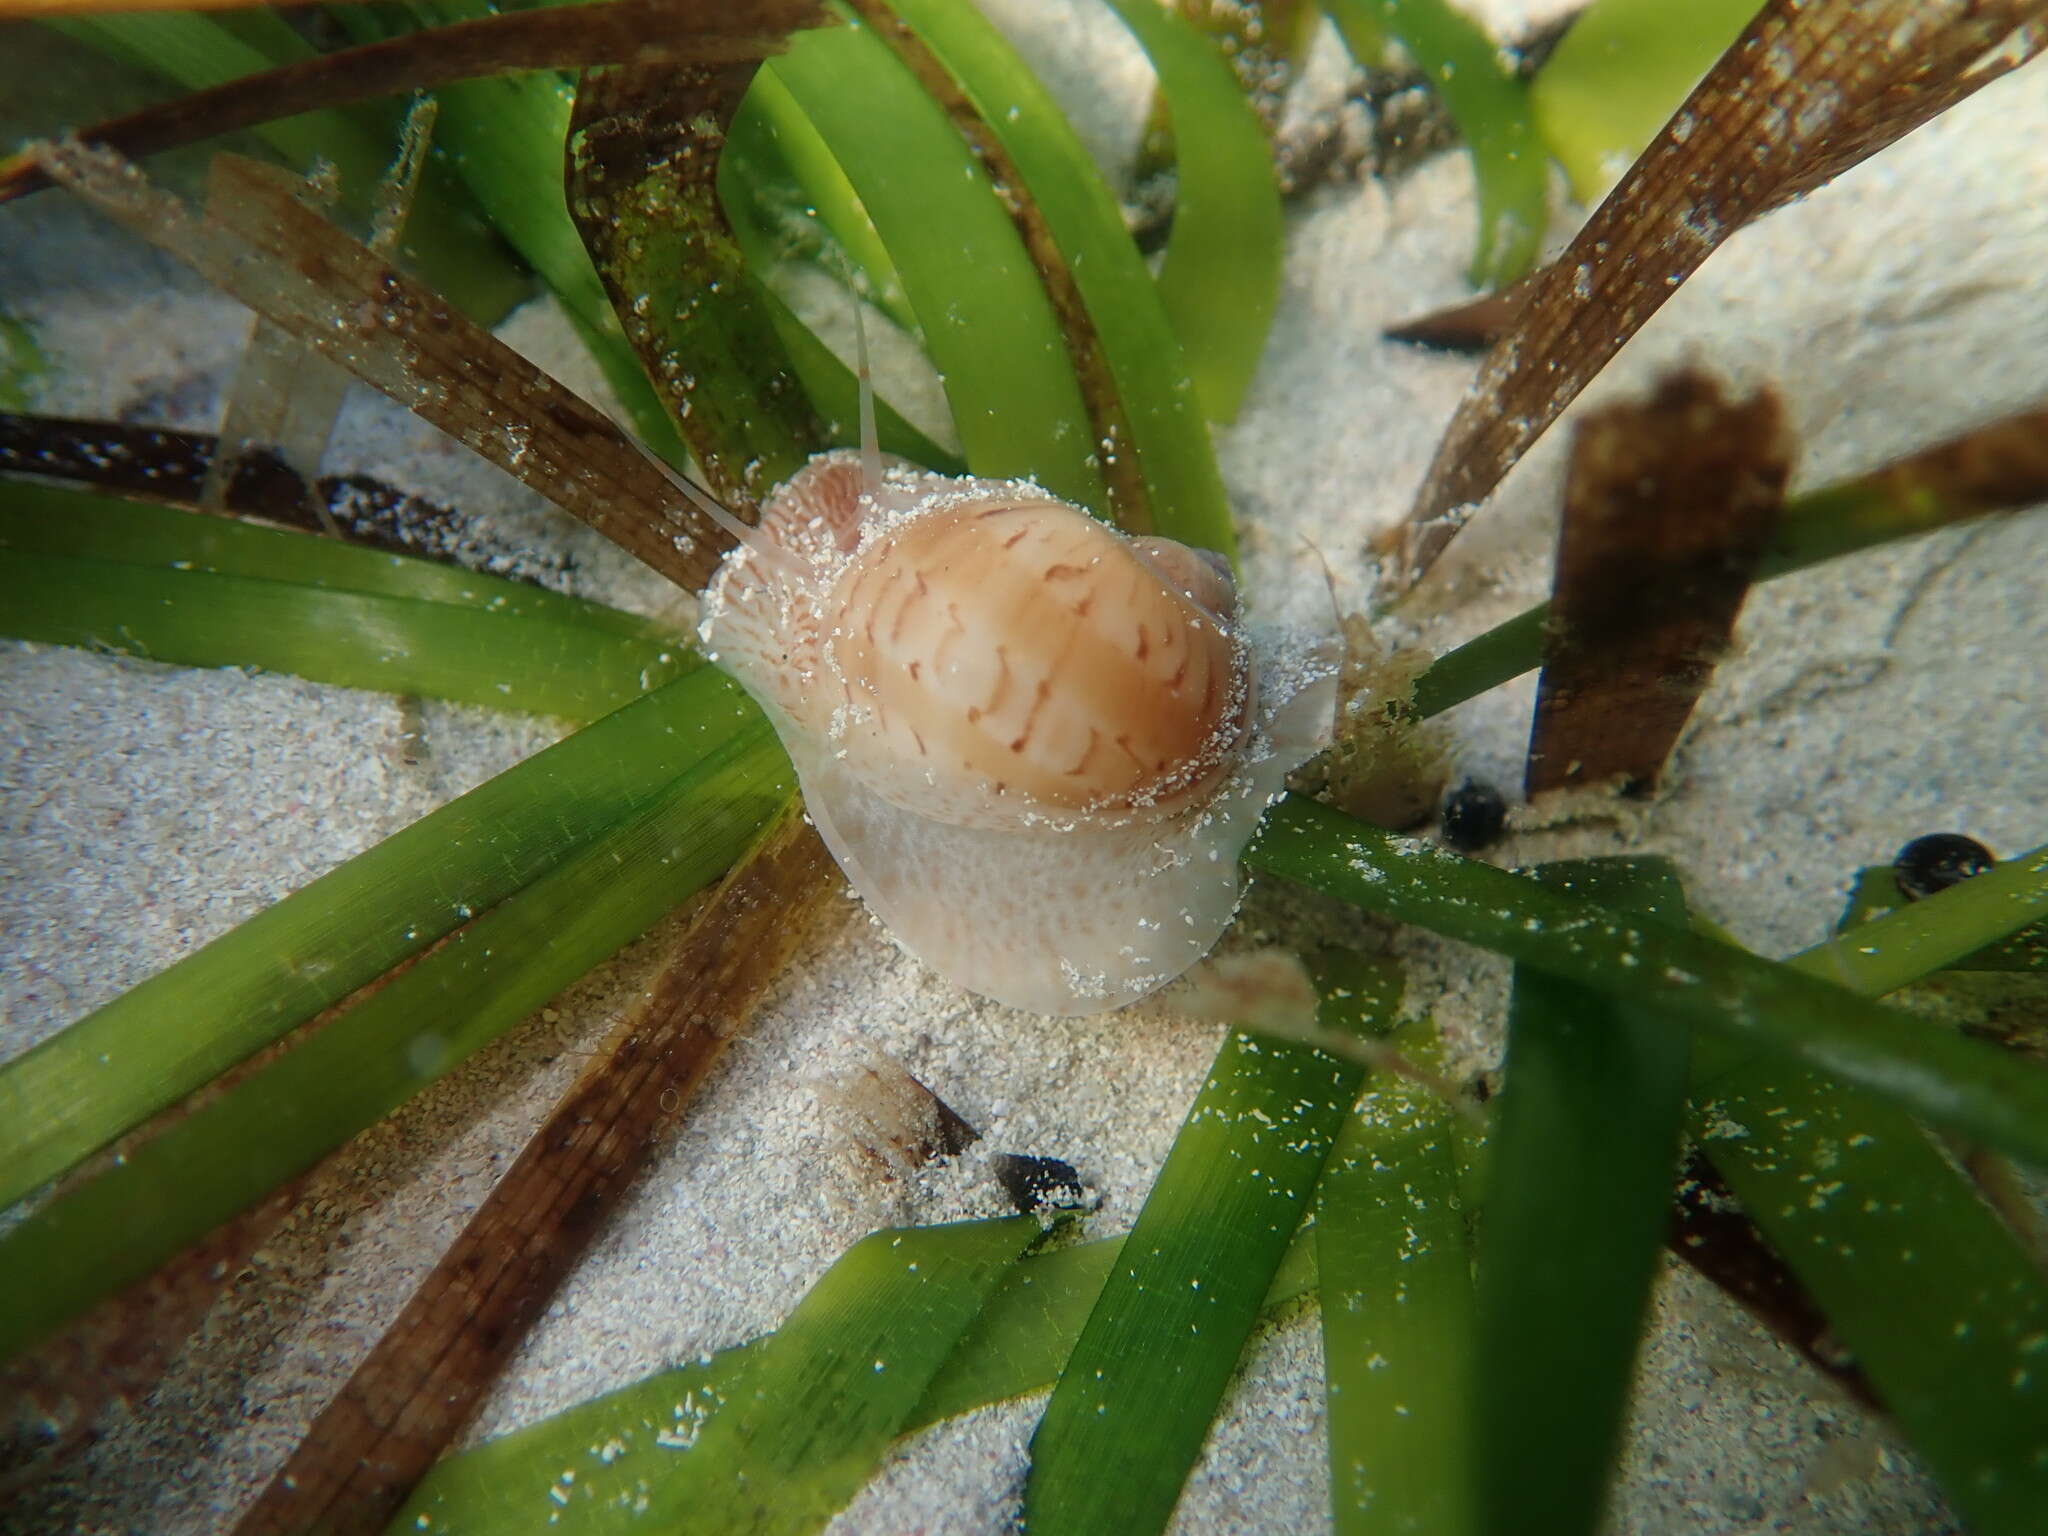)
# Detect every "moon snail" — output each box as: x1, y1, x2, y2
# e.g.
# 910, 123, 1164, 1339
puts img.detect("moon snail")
697, 451, 1338, 1016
